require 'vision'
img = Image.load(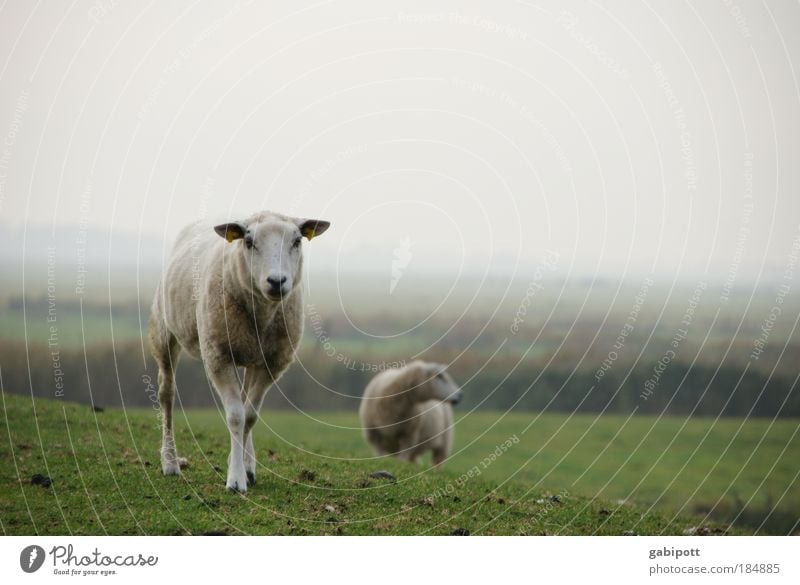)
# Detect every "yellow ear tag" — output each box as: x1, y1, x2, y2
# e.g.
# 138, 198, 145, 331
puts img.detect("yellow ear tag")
226, 230, 236, 243
306, 229, 315, 241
